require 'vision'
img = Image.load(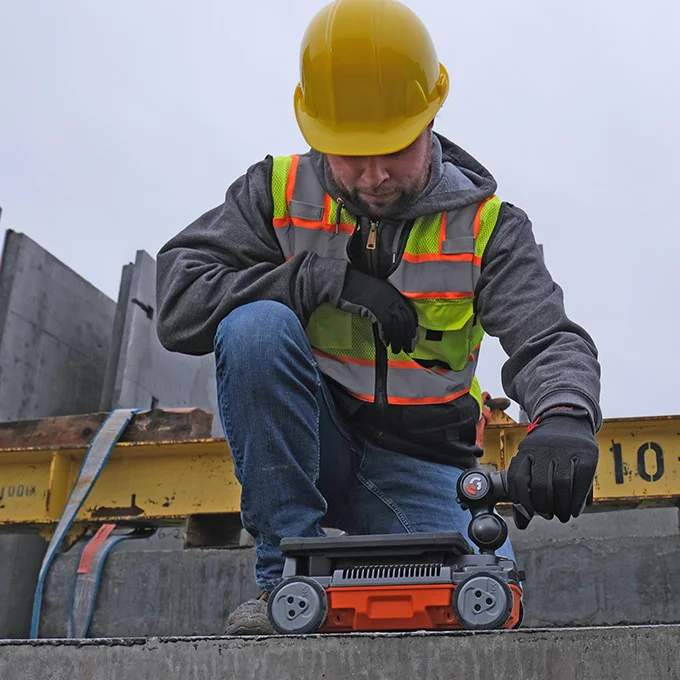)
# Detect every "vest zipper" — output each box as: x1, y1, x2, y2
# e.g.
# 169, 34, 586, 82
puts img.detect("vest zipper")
366, 220, 379, 250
